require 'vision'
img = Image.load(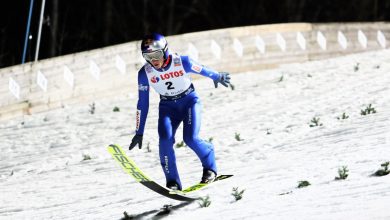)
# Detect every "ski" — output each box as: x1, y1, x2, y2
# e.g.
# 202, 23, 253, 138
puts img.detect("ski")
176, 174, 234, 194
107, 144, 197, 202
